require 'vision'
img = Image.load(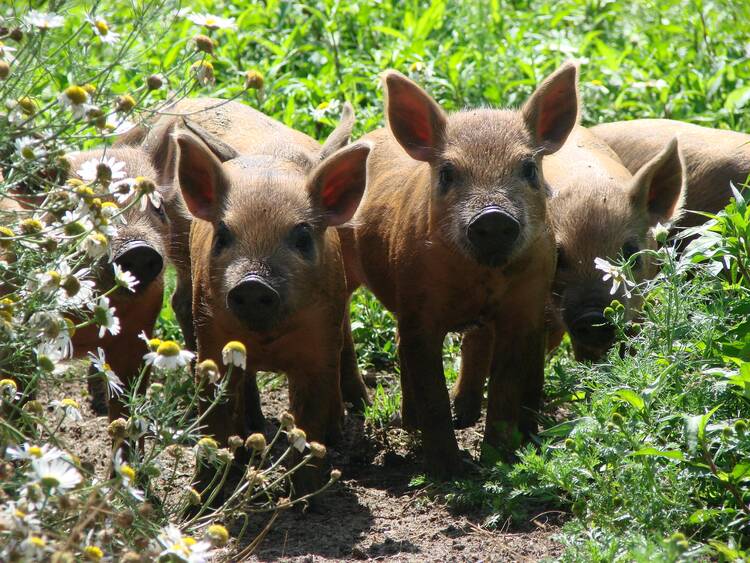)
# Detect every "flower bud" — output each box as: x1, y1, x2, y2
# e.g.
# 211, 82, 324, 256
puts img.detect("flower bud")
137, 502, 154, 518
228, 435, 243, 452
288, 428, 307, 451
0, 61, 9, 80
108, 418, 128, 440
116, 94, 136, 112
23, 400, 44, 416
734, 419, 747, 435
196, 359, 219, 383
194, 34, 214, 54
610, 412, 625, 426
10, 28, 23, 42
244, 69, 264, 90
187, 488, 201, 506
245, 433, 266, 452
652, 222, 670, 244
62, 275, 81, 297
564, 438, 576, 450
330, 468, 342, 481
206, 524, 229, 547
309, 442, 327, 459
83, 545, 103, 561
146, 74, 164, 90
26, 482, 43, 502
116, 509, 135, 528
280, 411, 295, 430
